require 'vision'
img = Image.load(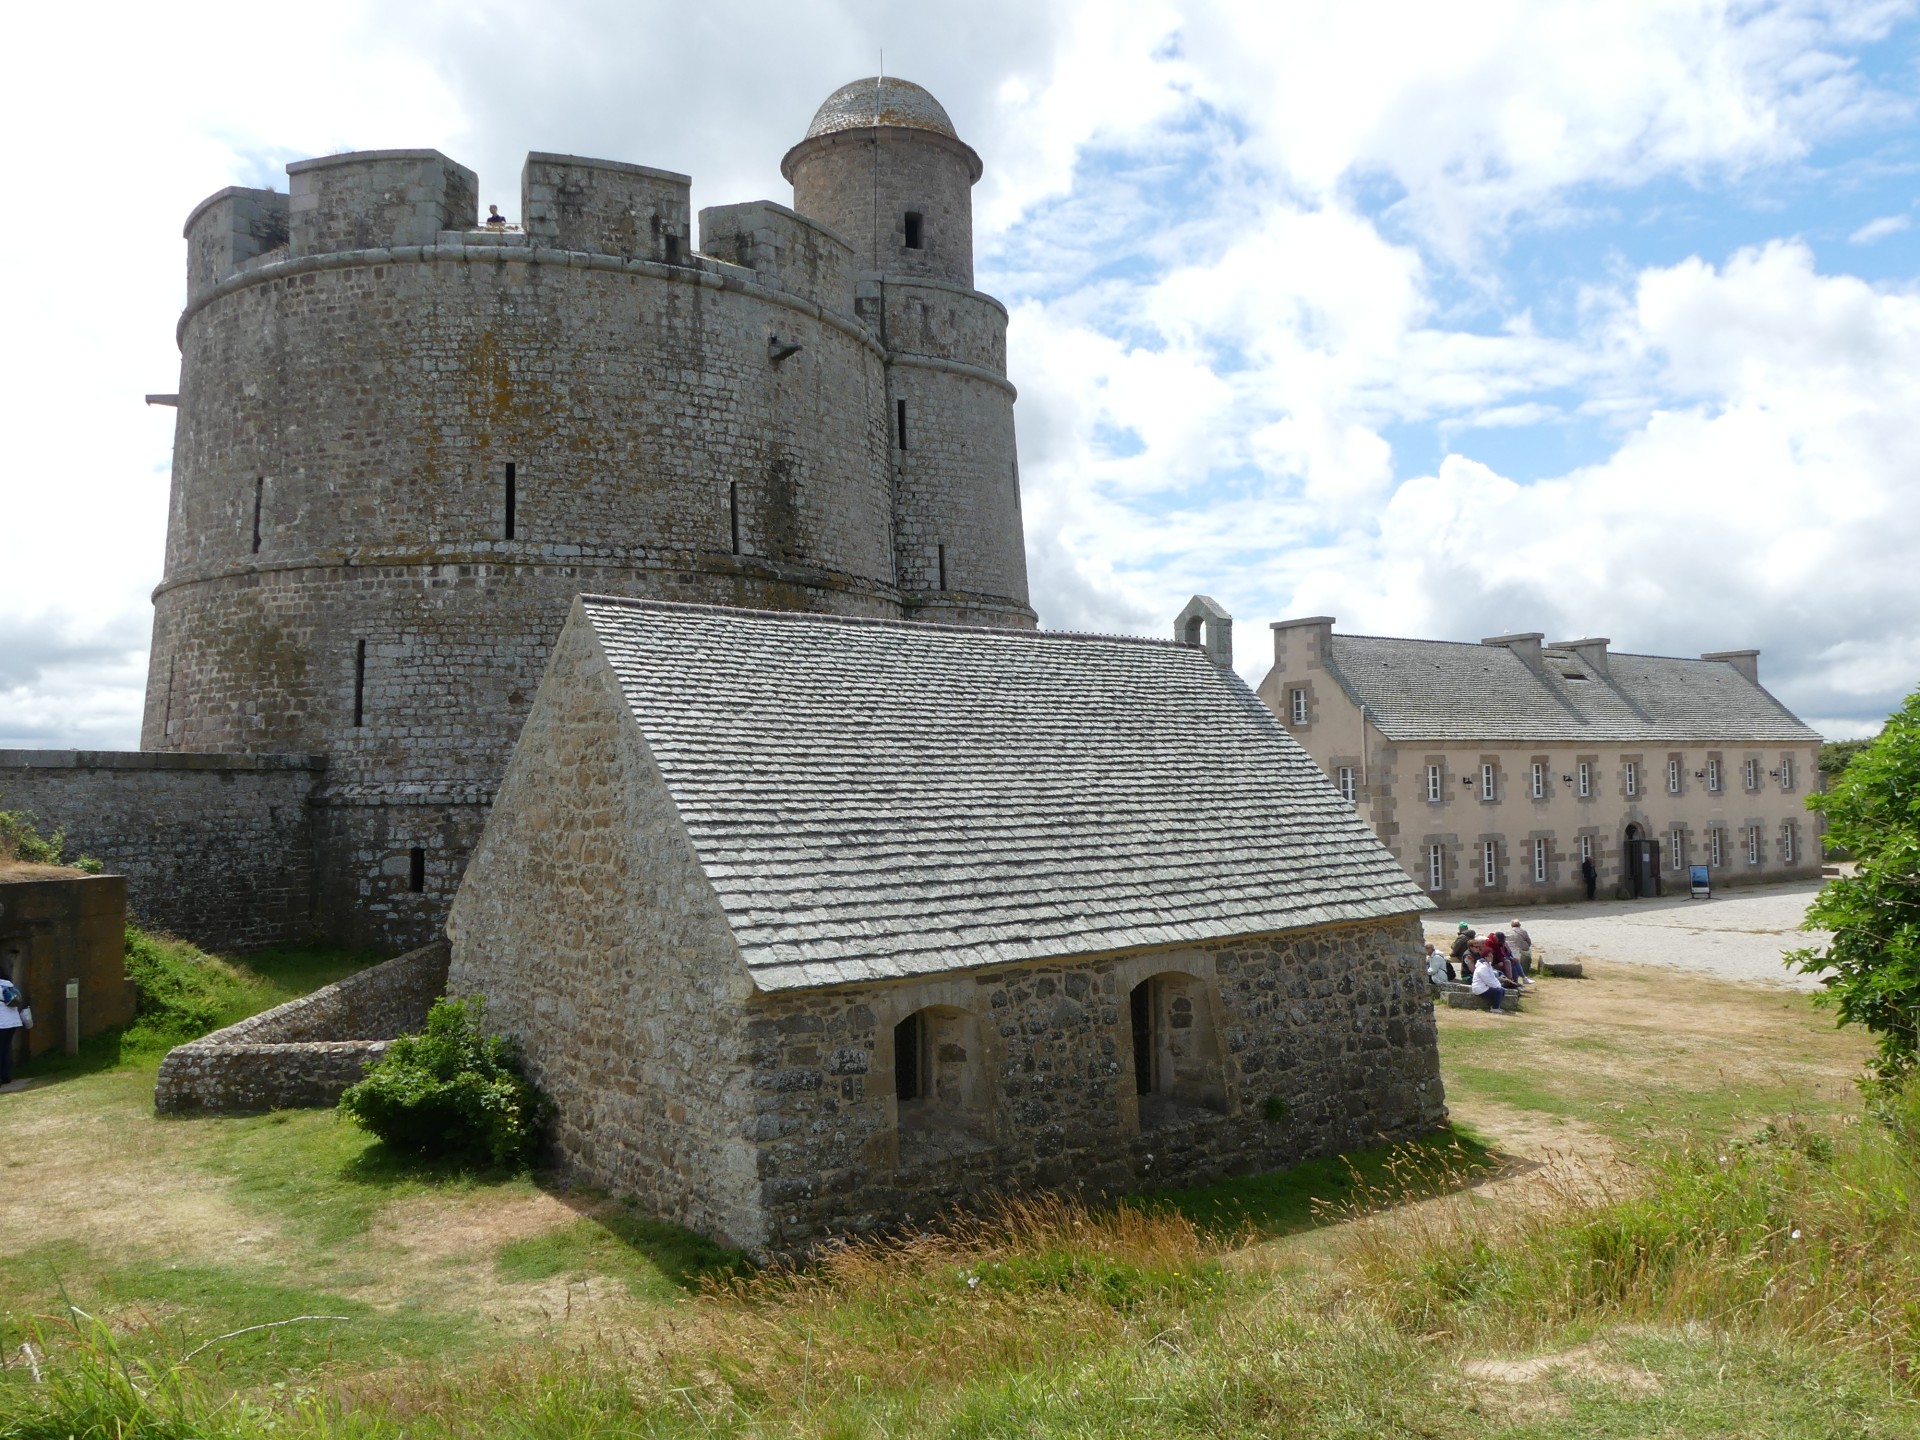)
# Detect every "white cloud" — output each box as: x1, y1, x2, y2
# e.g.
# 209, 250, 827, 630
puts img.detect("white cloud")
1850, 213, 1912, 243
